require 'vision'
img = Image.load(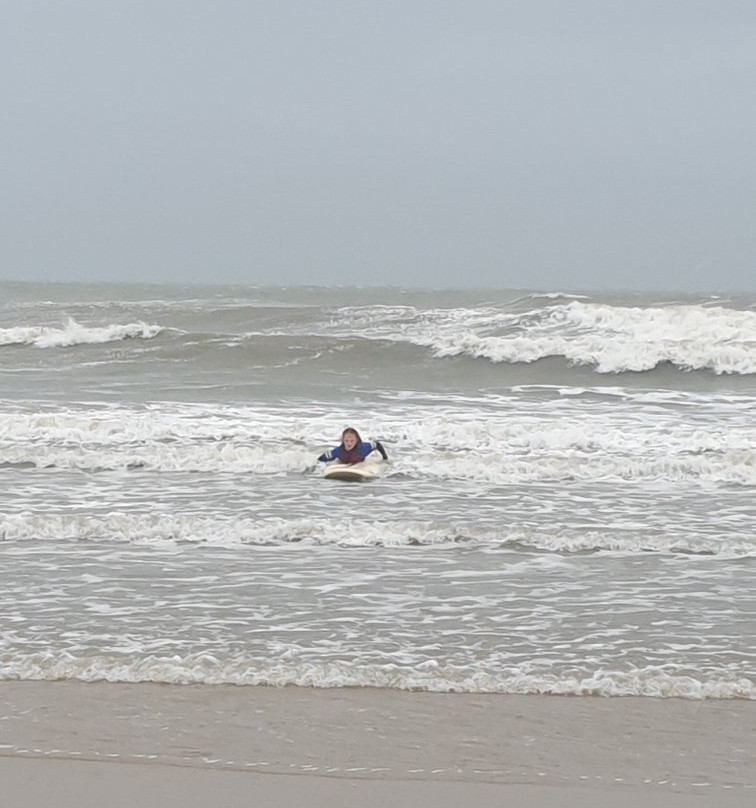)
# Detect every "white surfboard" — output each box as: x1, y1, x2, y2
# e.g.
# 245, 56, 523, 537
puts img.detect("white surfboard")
323, 461, 382, 482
